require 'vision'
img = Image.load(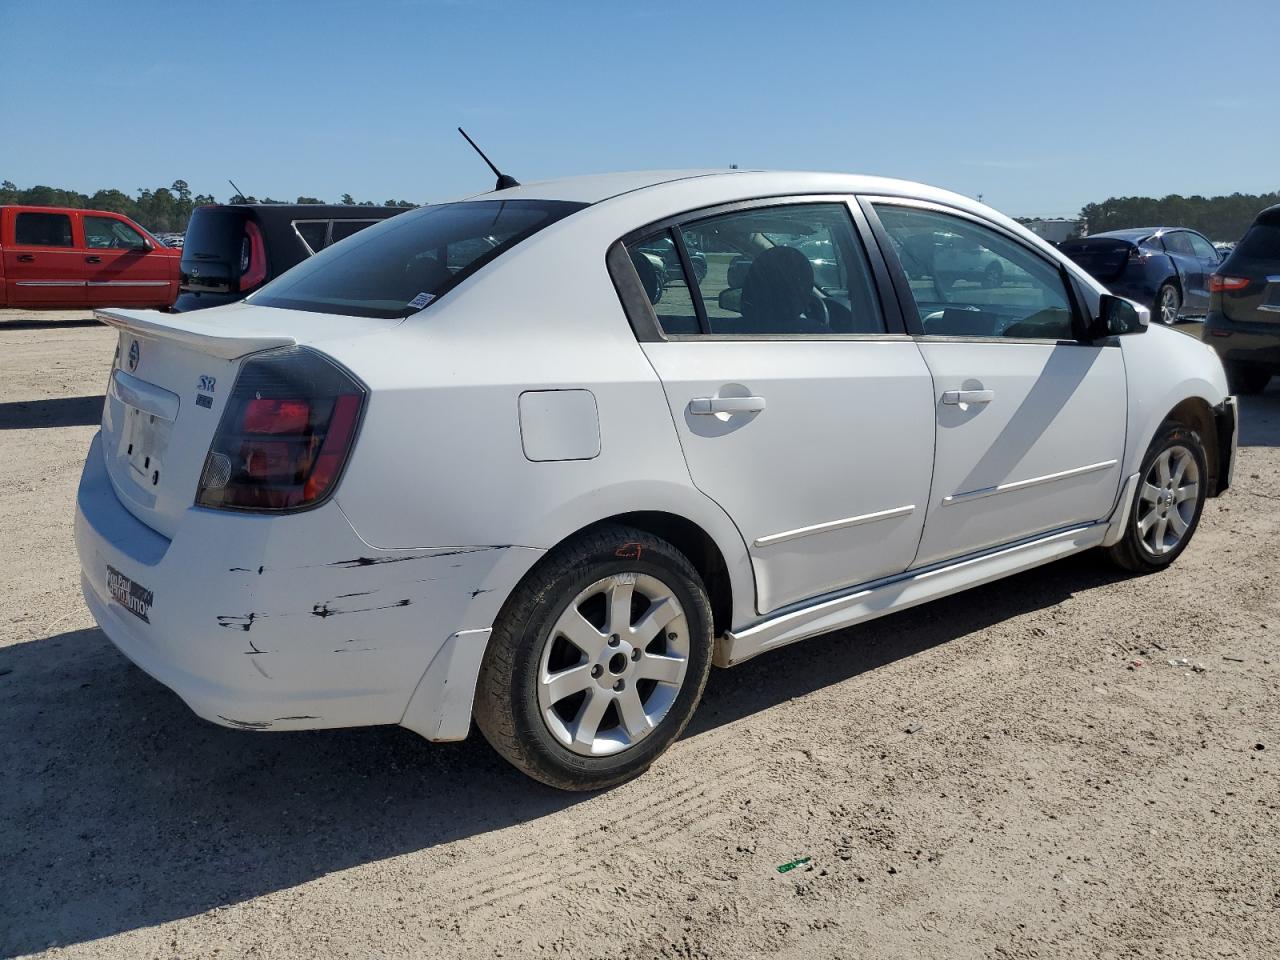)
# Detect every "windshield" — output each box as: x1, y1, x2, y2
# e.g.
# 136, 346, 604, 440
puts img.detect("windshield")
250, 199, 584, 319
